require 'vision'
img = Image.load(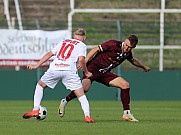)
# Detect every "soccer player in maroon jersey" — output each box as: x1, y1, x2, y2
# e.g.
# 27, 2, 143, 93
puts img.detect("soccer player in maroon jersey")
58, 35, 150, 122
